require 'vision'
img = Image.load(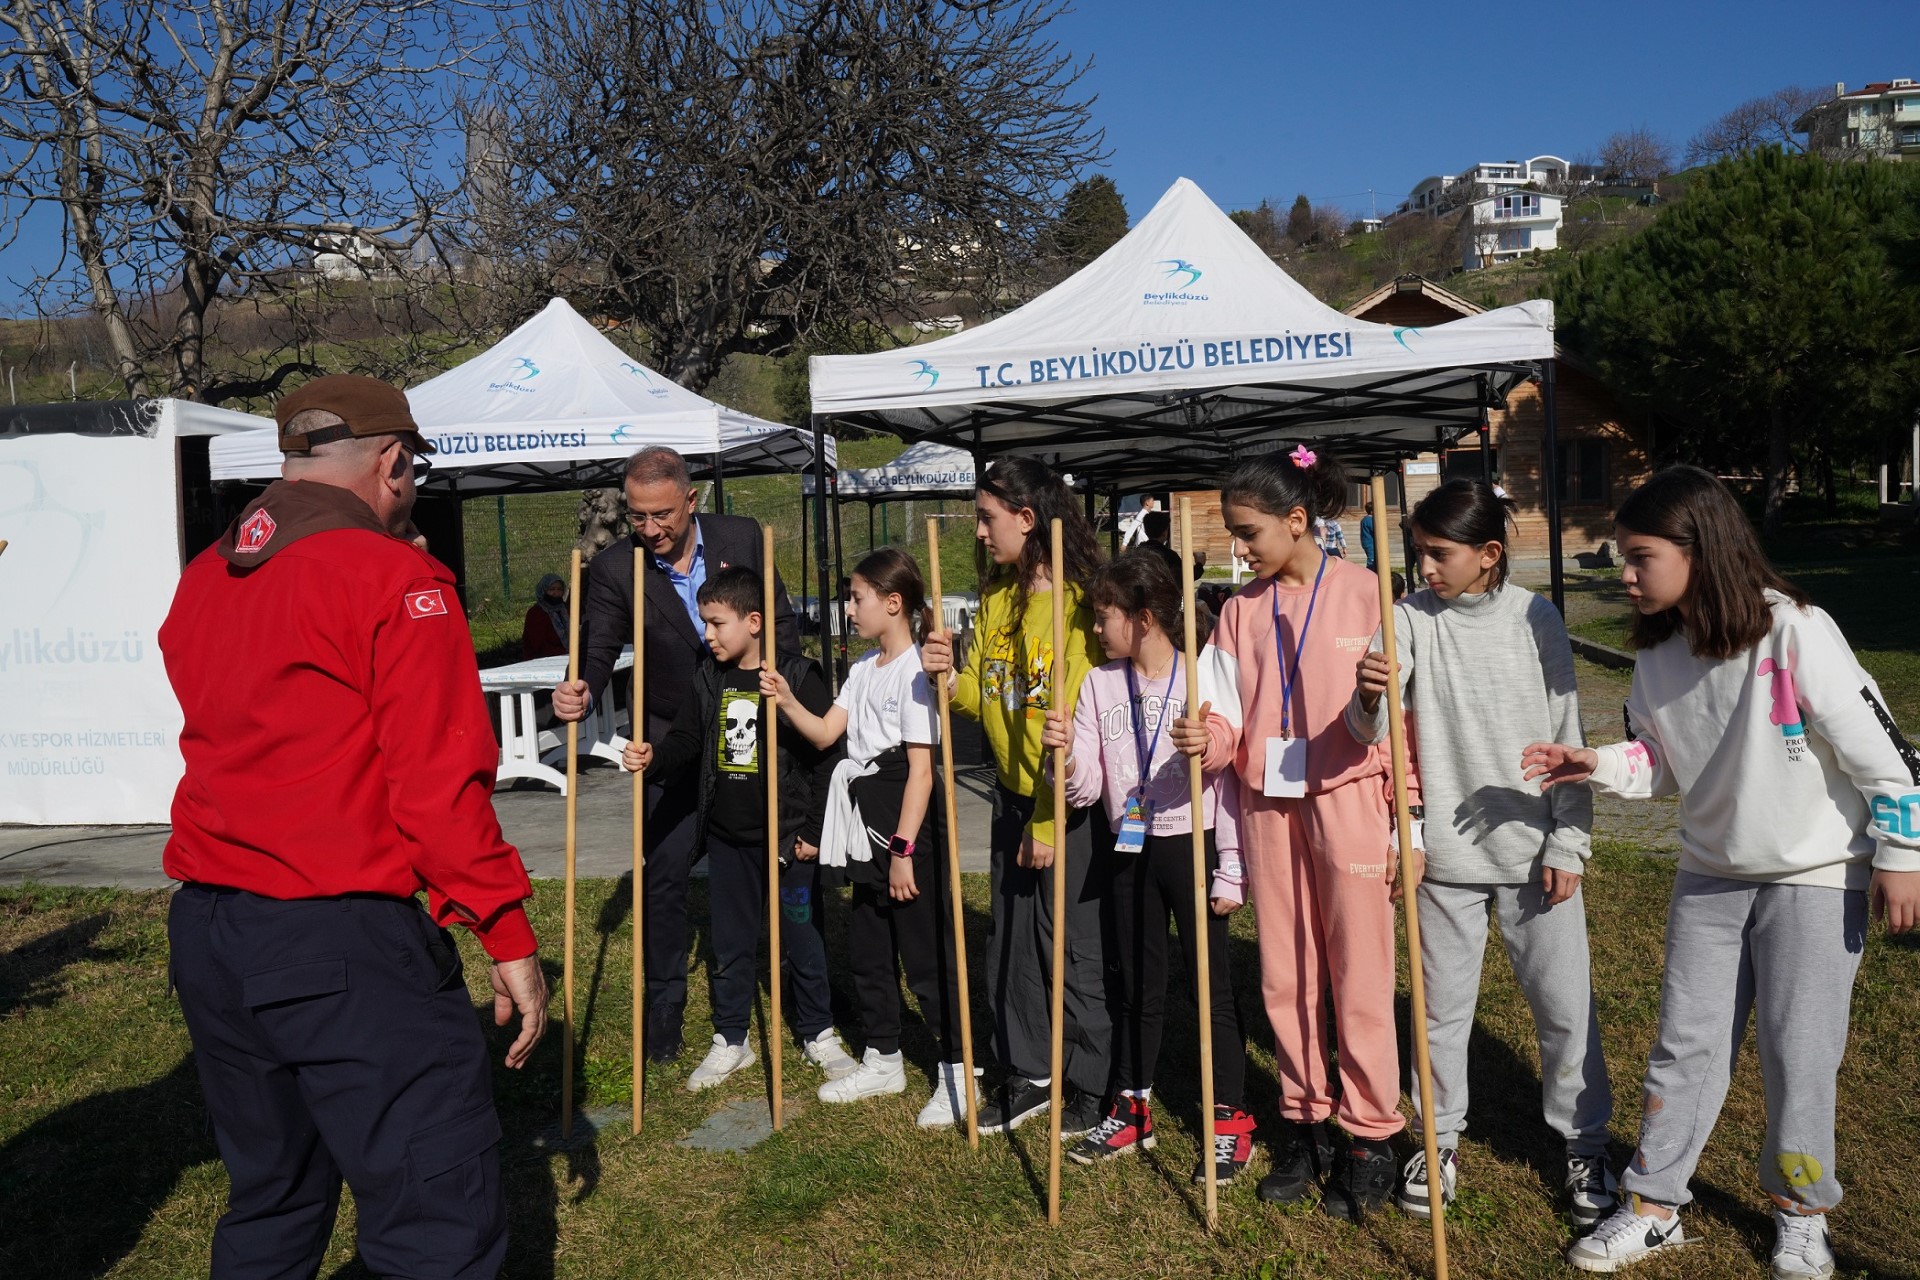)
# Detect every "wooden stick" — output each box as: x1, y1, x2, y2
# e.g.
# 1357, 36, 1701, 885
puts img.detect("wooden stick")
632, 548, 646, 1133
763, 526, 784, 1130
928, 518, 980, 1148
0, 539, 9, 557
1046, 517, 1068, 1226
562, 547, 582, 1140
1179, 498, 1219, 1230
1372, 475, 1448, 1279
